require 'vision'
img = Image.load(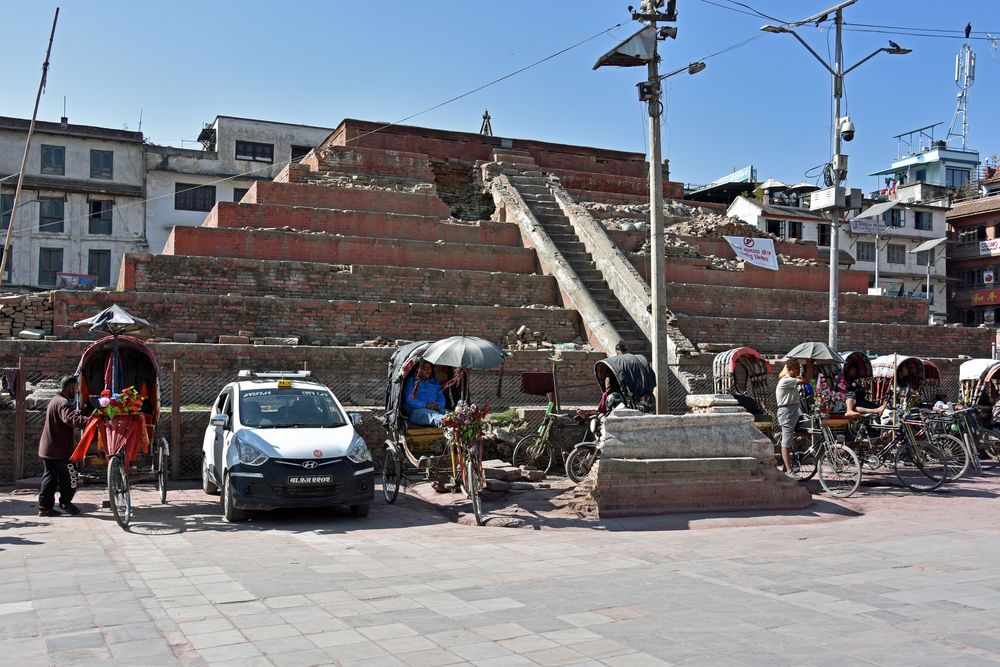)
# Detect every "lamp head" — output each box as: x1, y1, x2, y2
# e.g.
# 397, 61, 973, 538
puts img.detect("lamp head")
761, 24, 789, 33
886, 40, 911, 55
687, 61, 707, 75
